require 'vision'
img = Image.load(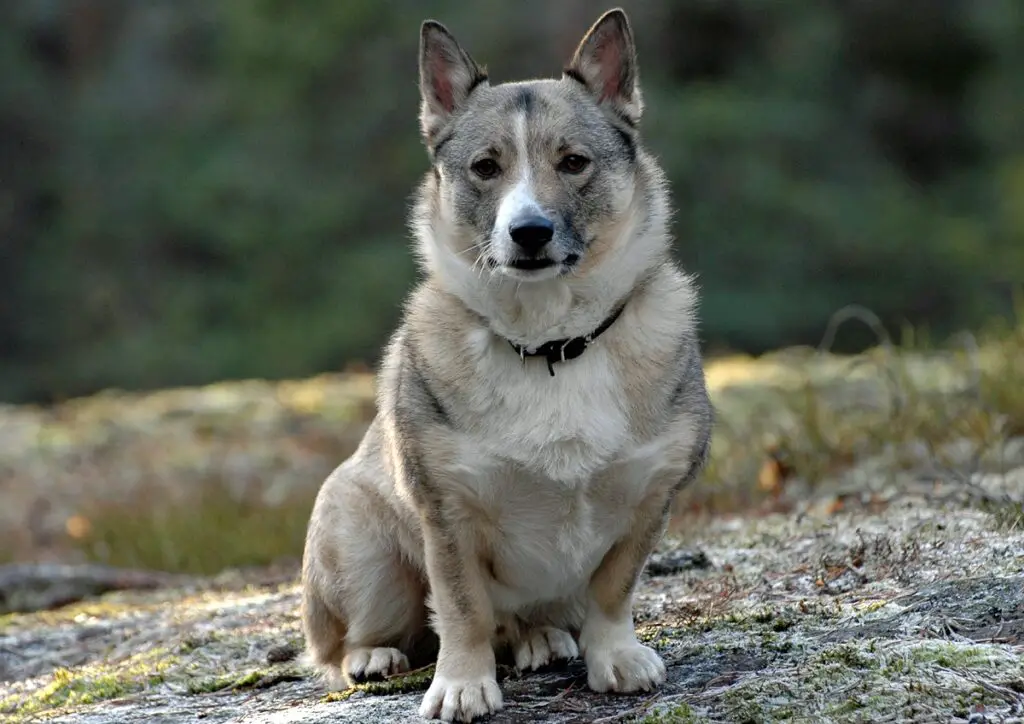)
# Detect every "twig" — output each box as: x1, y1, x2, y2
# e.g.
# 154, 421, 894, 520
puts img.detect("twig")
591, 693, 662, 723
817, 305, 893, 354
384, 662, 434, 680
521, 682, 576, 709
